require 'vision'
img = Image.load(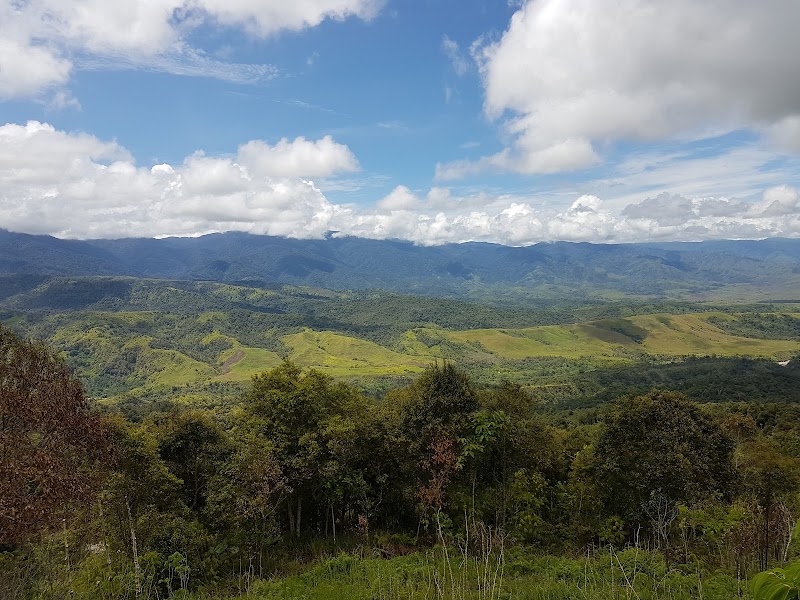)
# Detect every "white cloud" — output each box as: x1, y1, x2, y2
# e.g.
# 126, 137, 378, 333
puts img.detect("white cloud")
750, 185, 800, 217
548, 196, 617, 241
444, 0, 800, 176
0, 0, 383, 98
0, 38, 72, 99
622, 193, 749, 227
45, 0, 183, 55
2, 122, 799, 245
0, 121, 355, 239
75, 44, 279, 84
196, 0, 381, 37
45, 90, 82, 112
237, 137, 359, 178
442, 35, 469, 76
376, 186, 421, 211
595, 145, 800, 212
